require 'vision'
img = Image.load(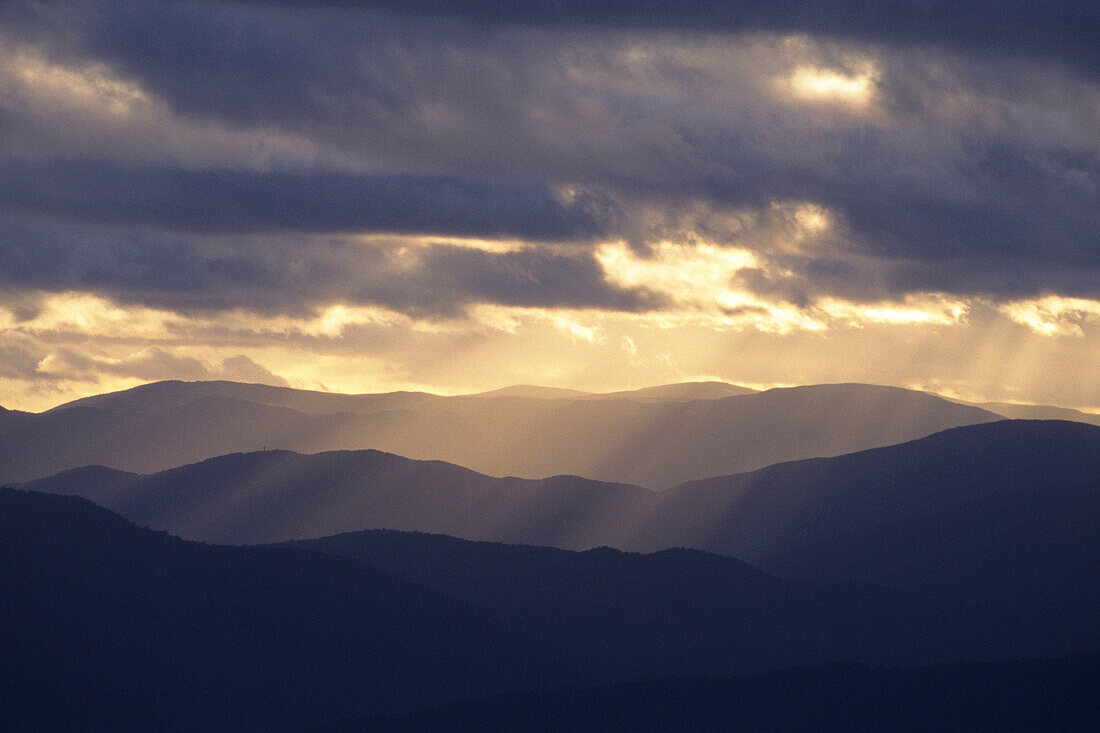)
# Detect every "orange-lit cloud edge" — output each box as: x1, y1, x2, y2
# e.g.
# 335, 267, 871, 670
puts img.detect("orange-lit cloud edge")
3, 231, 1097, 413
